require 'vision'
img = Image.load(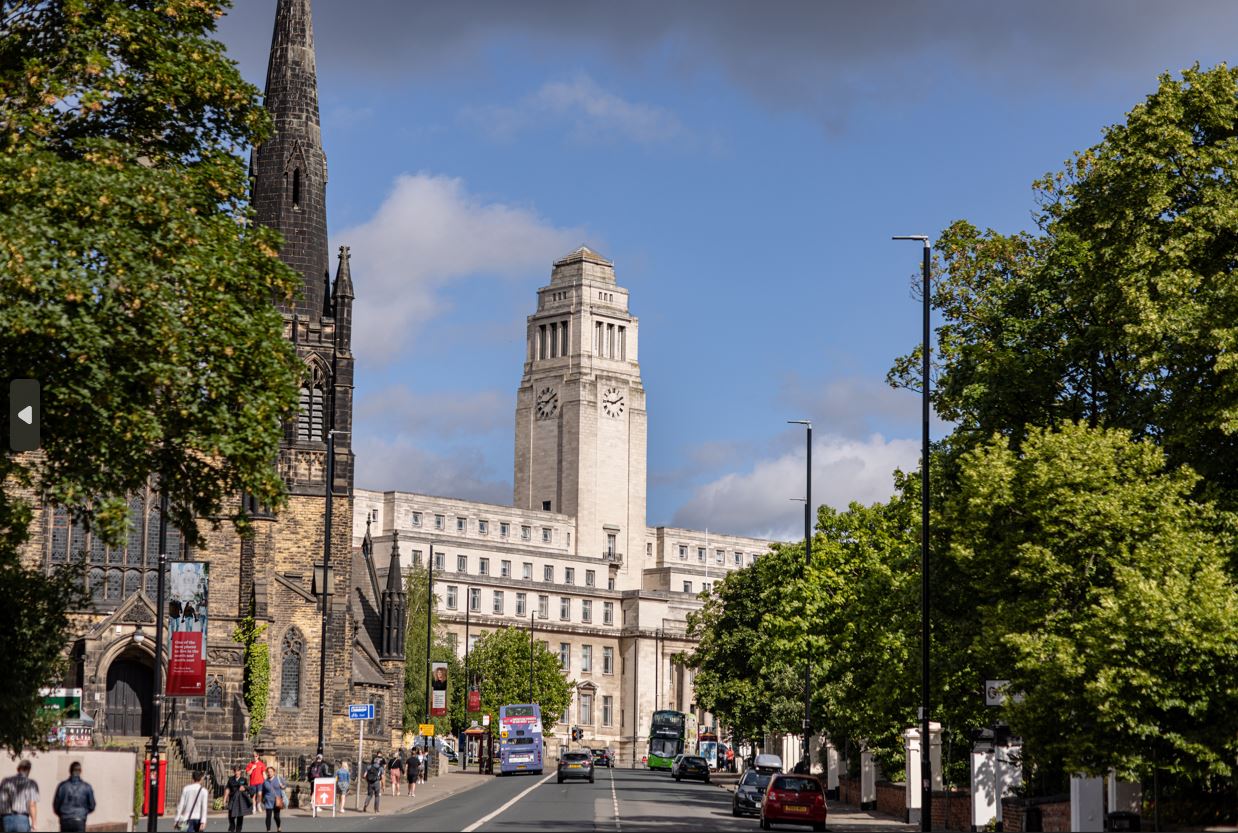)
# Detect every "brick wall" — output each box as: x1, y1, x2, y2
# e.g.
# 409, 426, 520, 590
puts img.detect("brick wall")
839, 775, 860, 806
930, 789, 971, 831
1001, 795, 1071, 832
876, 780, 906, 819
